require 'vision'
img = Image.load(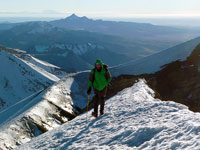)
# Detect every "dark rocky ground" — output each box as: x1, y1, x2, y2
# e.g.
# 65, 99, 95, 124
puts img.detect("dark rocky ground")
107, 44, 200, 112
